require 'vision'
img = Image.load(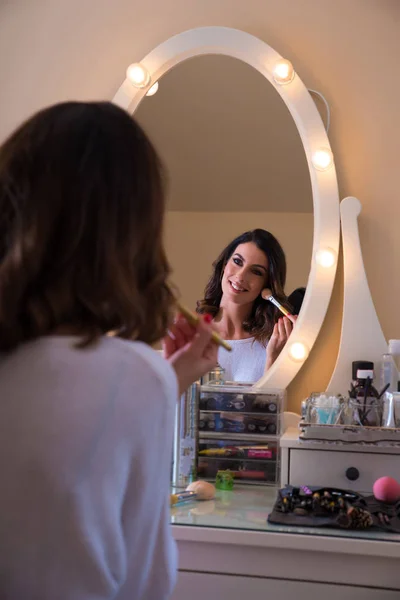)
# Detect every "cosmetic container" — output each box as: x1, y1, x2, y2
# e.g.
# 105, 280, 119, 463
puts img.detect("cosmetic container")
380, 353, 398, 392
382, 392, 396, 428
388, 339, 400, 383
172, 381, 200, 488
